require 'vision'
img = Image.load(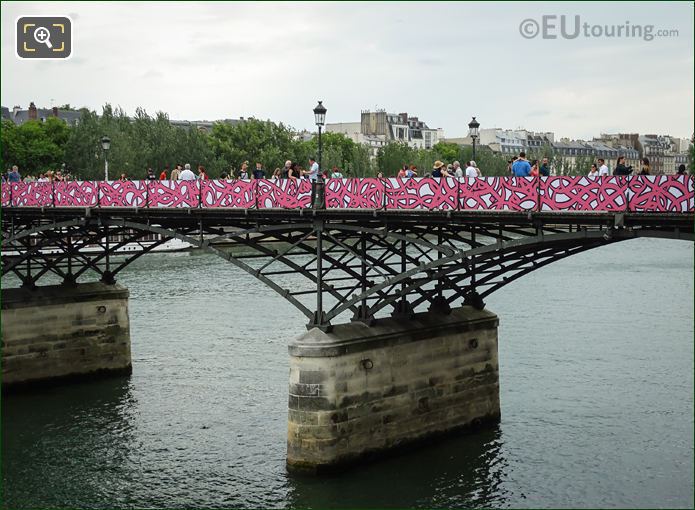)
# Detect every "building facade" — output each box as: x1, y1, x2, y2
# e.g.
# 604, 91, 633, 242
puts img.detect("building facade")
359, 110, 440, 150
